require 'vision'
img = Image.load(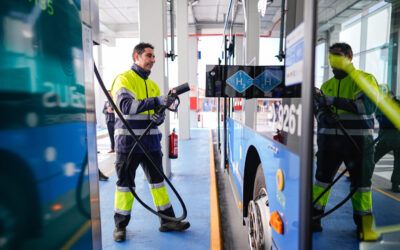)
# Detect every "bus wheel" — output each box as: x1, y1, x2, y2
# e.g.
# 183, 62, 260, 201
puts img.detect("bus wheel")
248, 164, 272, 250
0, 189, 21, 249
